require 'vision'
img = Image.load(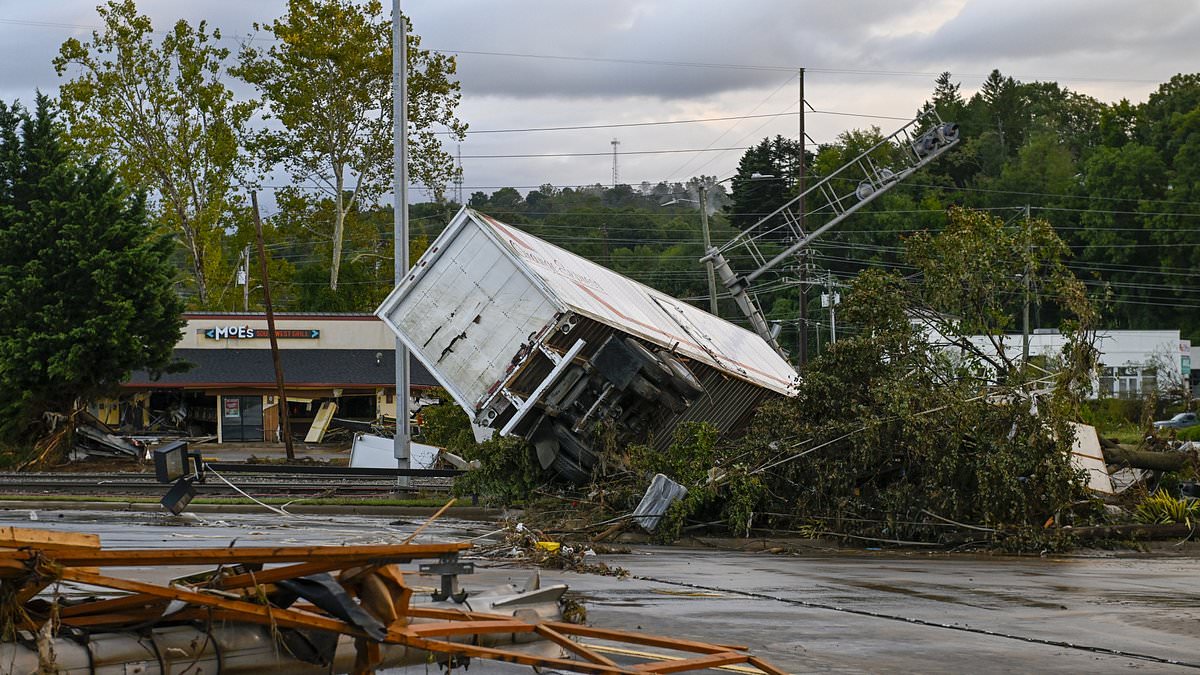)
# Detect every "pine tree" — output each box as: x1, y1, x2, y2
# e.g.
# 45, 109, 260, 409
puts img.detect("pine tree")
727, 135, 801, 235
0, 95, 184, 447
